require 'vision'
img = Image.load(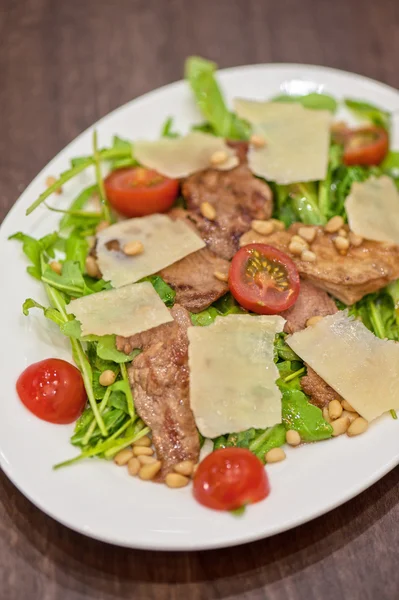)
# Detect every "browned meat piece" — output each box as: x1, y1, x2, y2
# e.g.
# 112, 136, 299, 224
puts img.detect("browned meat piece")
301, 366, 343, 408
116, 305, 199, 480
240, 223, 399, 304
159, 247, 229, 313
281, 279, 338, 334
182, 164, 273, 260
